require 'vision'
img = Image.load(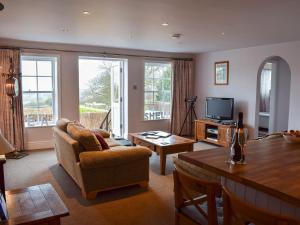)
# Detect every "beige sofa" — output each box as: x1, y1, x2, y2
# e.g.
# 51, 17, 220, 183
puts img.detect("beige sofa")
53, 119, 152, 199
